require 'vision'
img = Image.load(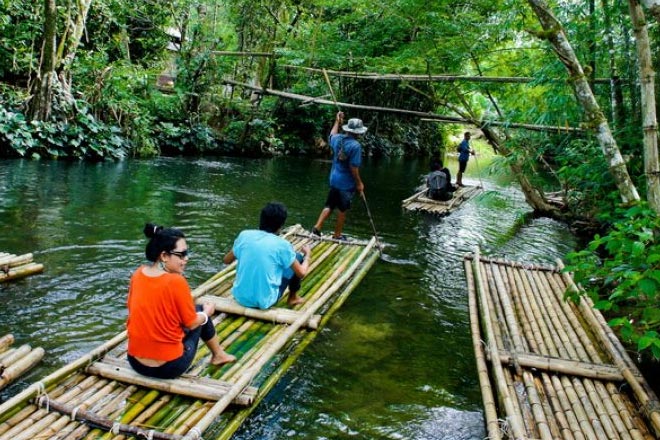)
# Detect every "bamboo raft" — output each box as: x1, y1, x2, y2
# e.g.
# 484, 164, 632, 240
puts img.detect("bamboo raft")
0, 334, 45, 391
0, 225, 379, 440
0, 252, 44, 283
465, 250, 660, 440
402, 185, 482, 215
